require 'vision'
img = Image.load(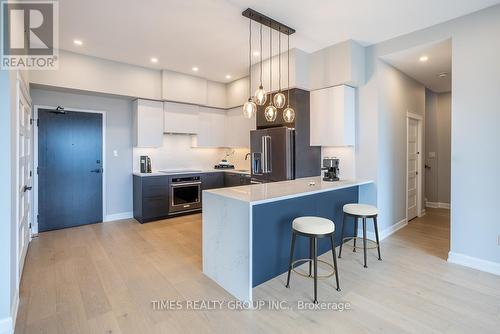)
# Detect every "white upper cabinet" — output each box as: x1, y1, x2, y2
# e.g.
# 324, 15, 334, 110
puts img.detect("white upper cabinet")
192, 107, 255, 148
133, 99, 164, 148
194, 107, 227, 147
163, 101, 199, 134
310, 85, 355, 147
225, 107, 255, 148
